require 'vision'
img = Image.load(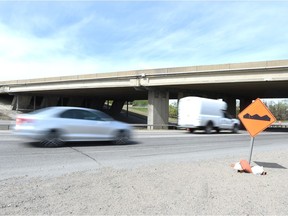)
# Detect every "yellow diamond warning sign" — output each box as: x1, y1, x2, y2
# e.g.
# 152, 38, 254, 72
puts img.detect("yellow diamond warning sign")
238, 98, 276, 137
